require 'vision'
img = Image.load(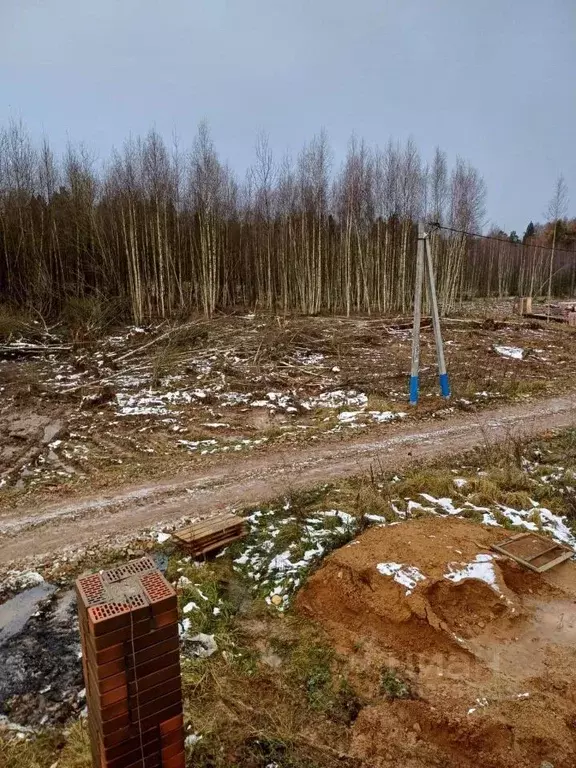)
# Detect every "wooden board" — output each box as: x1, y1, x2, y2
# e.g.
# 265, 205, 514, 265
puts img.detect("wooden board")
492, 532, 574, 573
173, 514, 247, 557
